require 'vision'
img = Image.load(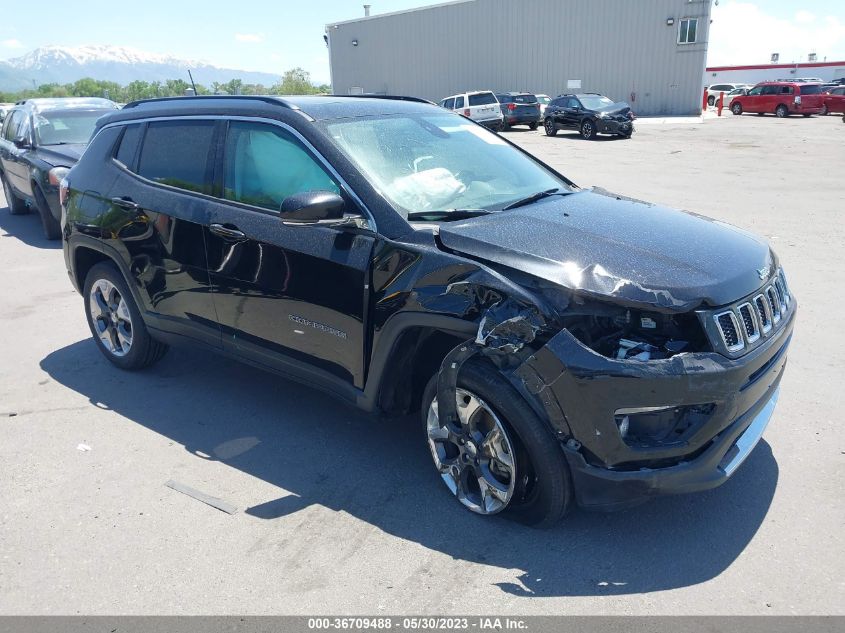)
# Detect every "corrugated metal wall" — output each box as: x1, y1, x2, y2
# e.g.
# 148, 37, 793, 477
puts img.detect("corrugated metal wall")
328, 0, 712, 116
